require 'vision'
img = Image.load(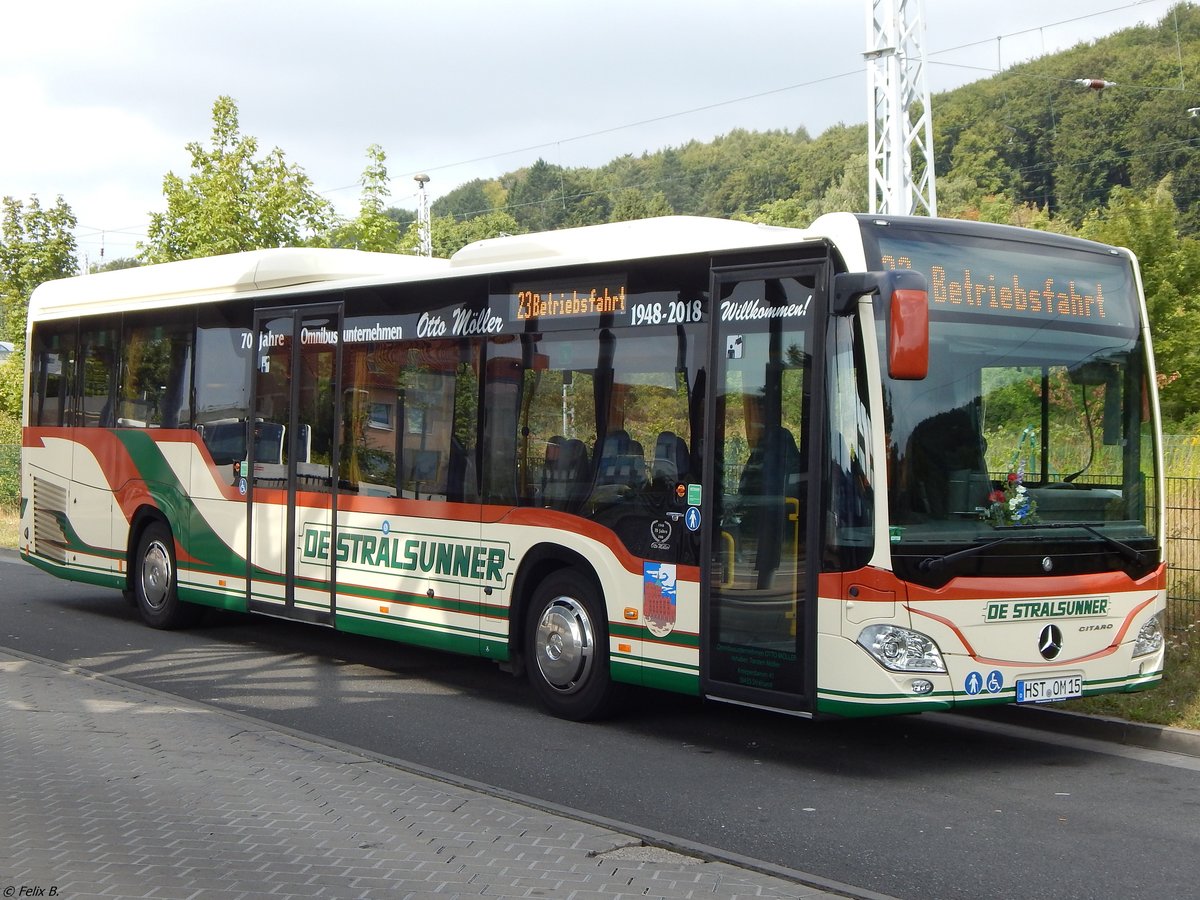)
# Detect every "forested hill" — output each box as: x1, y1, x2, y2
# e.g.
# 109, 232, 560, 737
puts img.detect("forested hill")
431, 3, 1200, 235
